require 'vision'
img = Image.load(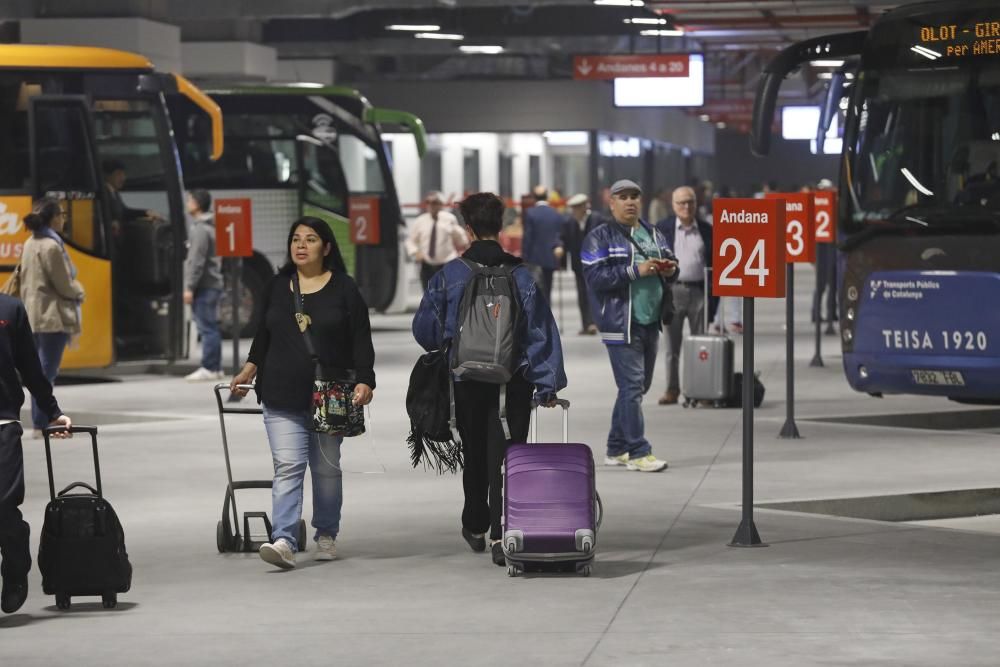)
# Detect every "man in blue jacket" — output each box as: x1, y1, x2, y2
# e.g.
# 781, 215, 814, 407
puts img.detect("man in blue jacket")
413, 192, 566, 566
582, 180, 677, 472
521, 187, 564, 301
0, 294, 72, 614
